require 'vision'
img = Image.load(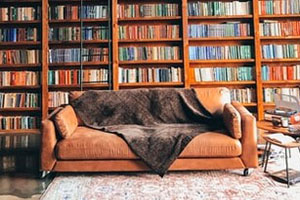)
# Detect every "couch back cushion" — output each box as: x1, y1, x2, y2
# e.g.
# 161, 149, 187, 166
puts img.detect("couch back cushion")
54, 105, 78, 138
223, 103, 242, 139
194, 87, 231, 118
